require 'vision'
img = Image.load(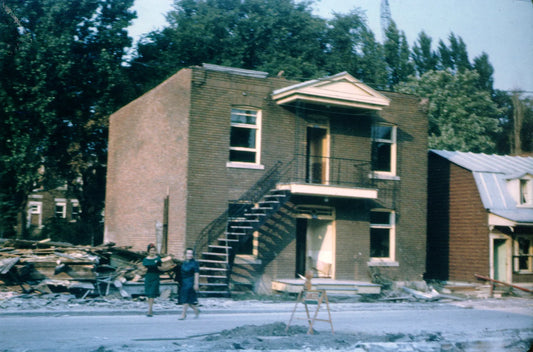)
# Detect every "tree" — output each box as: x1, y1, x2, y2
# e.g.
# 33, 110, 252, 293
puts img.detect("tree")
383, 21, 413, 89
131, 0, 326, 92
437, 33, 471, 73
411, 31, 438, 76
0, 0, 136, 242
396, 70, 502, 153
473, 52, 494, 93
